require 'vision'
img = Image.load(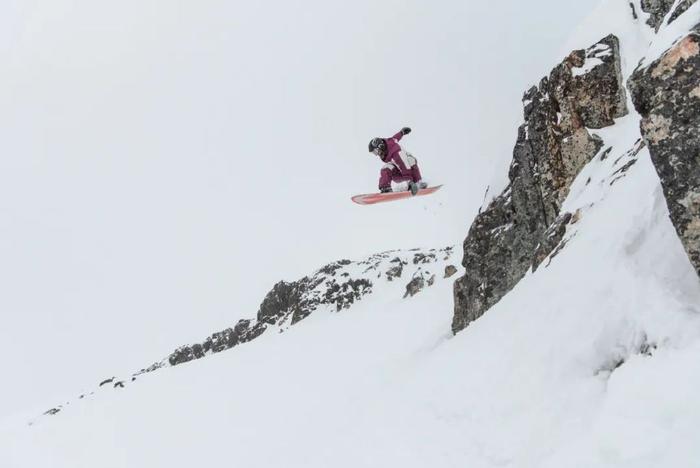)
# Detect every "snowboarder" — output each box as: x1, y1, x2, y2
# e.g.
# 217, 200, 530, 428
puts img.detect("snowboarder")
368, 127, 428, 195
